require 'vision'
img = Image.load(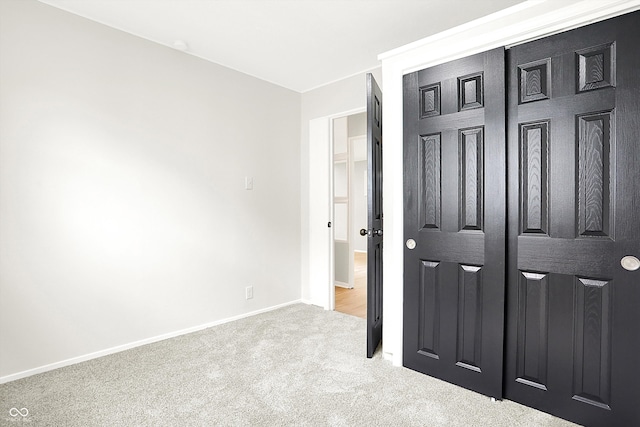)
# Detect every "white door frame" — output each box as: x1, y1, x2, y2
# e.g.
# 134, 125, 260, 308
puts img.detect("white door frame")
308, 107, 365, 311
379, 0, 640, 367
